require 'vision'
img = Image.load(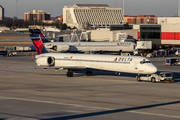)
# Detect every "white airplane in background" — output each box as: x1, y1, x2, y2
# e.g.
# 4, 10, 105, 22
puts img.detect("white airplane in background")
29, 29, 136, 54
30, 34, 157, 77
